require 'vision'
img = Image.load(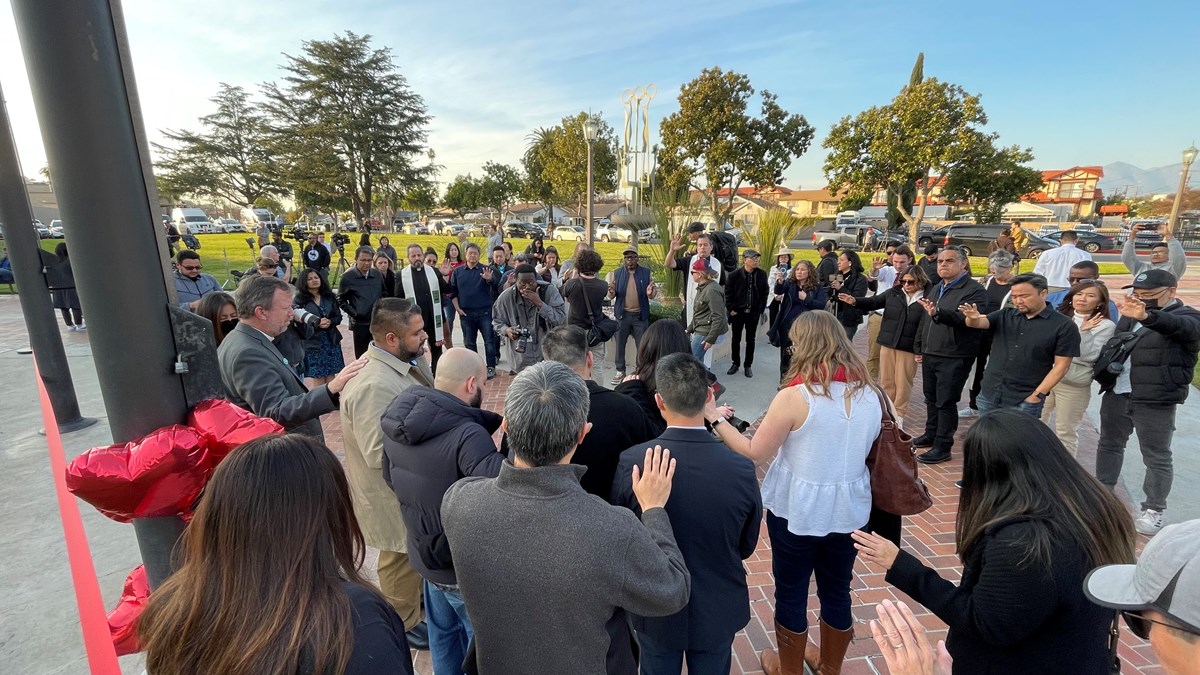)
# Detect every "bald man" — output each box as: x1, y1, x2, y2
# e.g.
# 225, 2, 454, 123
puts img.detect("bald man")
380, 347, 504, 673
